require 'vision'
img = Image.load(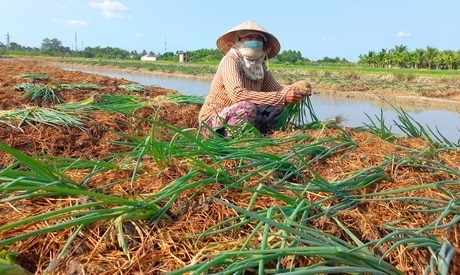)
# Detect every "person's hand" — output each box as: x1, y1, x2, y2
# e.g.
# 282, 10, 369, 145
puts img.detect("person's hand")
292, 80, 312, 96
284, 80, 312, 104
284, 87, 304, 104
